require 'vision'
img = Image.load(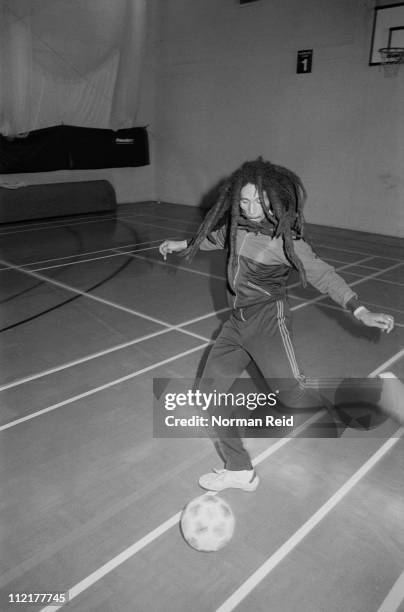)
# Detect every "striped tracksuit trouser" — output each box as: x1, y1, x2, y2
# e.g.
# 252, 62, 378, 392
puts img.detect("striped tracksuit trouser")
199, 299, 329, 470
